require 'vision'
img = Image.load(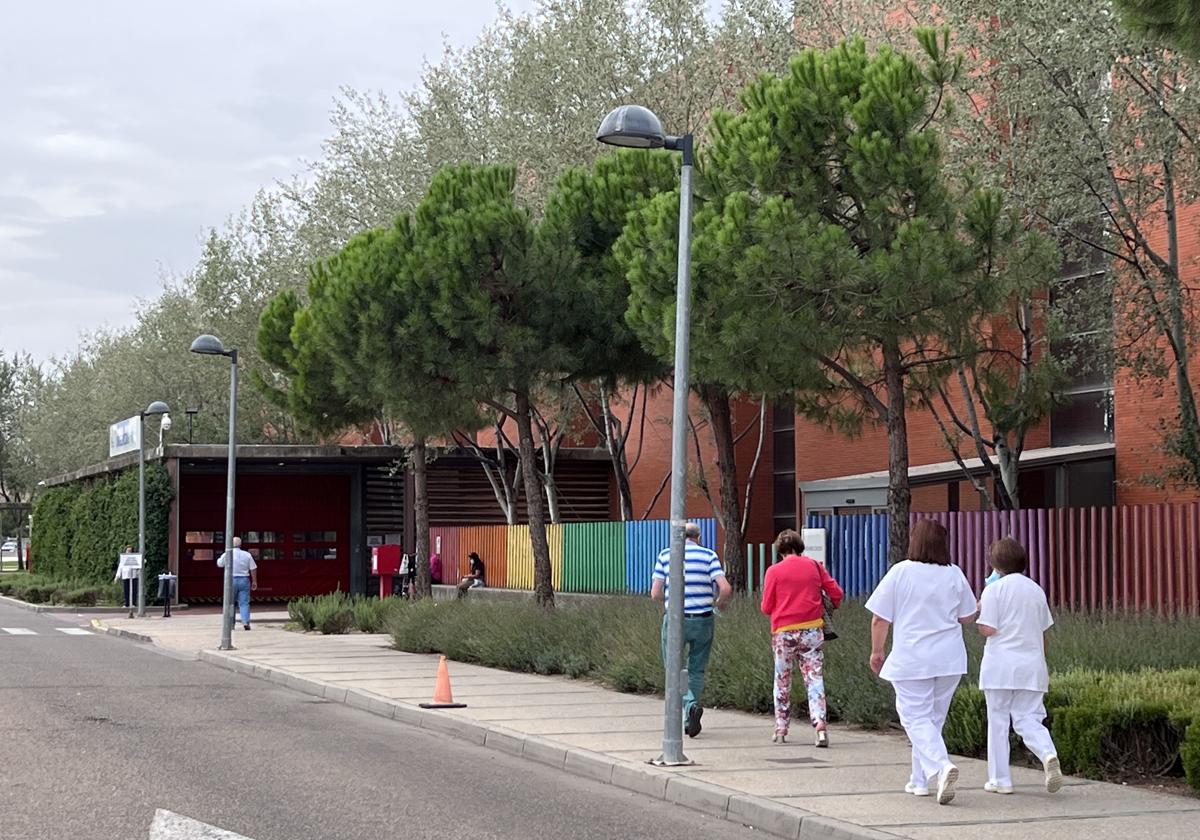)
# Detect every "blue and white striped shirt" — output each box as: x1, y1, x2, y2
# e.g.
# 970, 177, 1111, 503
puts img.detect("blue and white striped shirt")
652, 540, 725, 614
